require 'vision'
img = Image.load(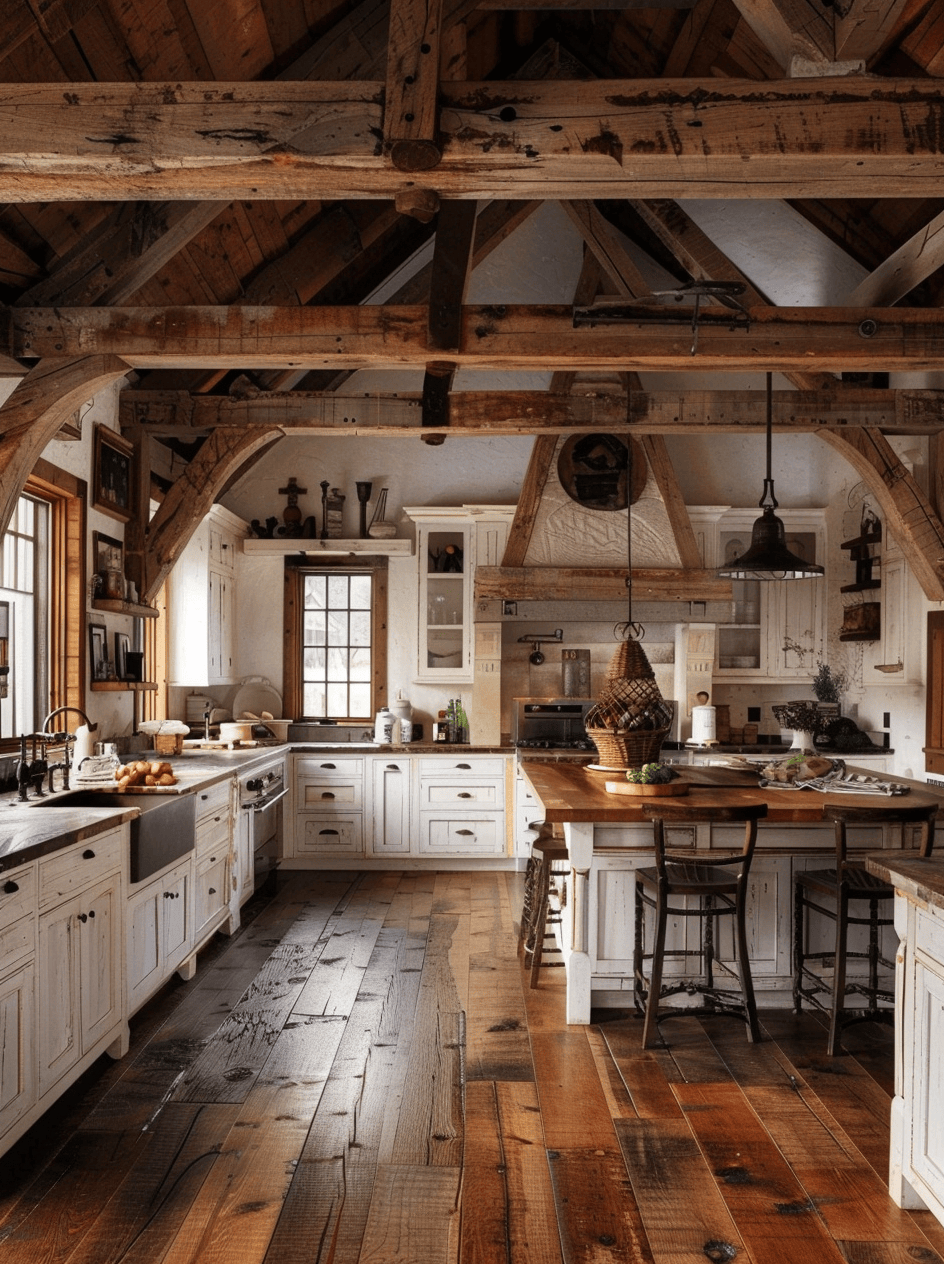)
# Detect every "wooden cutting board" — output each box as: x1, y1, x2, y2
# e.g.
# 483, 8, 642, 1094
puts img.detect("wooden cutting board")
604, 779, 689, 796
